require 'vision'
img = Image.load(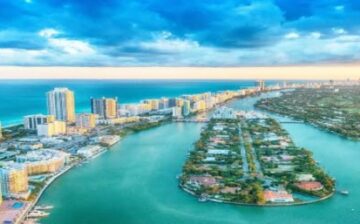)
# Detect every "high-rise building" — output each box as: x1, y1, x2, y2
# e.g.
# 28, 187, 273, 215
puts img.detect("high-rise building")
91, 97, 118, 119
159, 98, 169, 109
182, 100, 191, 117
256, 80, 266, 91
37, 121, 66, 137
172, 107, 182, 118
0, 162, 29, 198
76, 113, 96, 129
24, 114, 55, 130
168, 98, 177, 107
47, 88, 75, 123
